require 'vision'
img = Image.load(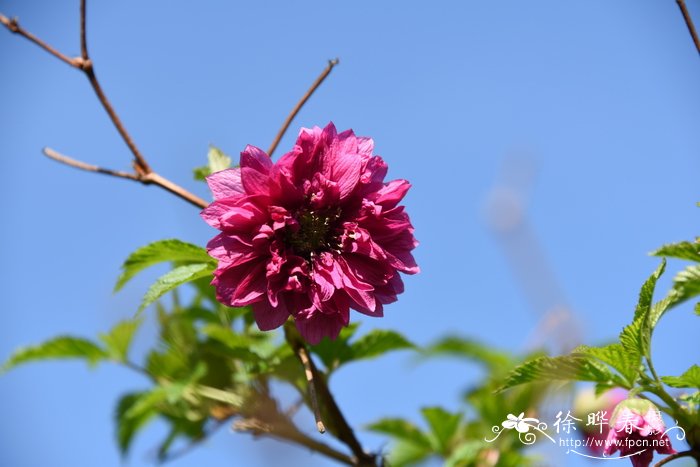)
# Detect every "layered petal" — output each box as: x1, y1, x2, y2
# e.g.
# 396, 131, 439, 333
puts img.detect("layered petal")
202, 123, 418, 342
